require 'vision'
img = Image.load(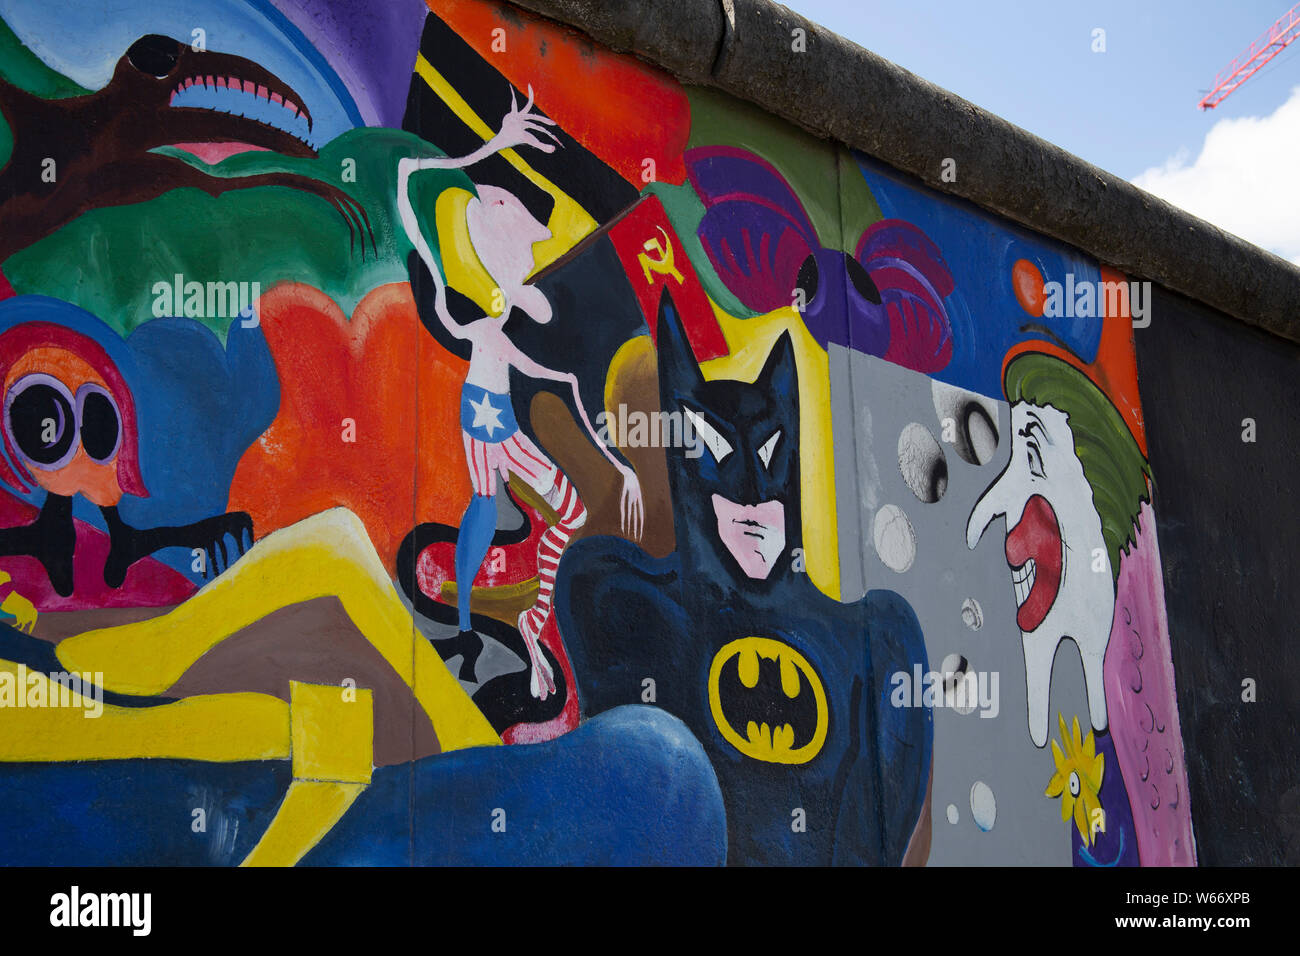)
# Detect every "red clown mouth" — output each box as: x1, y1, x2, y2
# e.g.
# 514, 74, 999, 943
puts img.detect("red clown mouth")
1004, 493, 1063, 633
